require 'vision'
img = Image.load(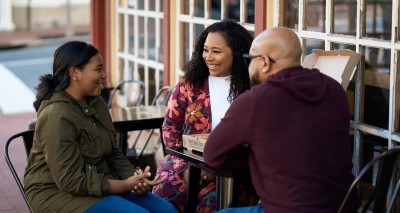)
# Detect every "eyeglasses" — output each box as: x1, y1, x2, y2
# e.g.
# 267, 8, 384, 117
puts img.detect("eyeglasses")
242, 54, 276, 66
